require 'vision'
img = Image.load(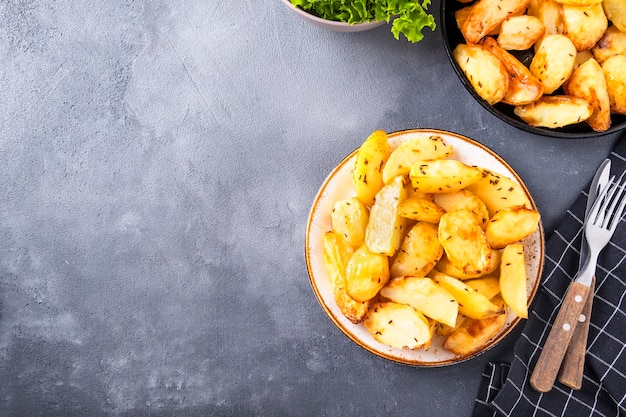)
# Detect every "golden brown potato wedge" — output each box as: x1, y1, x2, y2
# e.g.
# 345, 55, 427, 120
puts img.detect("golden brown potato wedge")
514, 95, 593, 128
564, 57, 612, 132
530, 34, 577, 94
481, 37, 544, 105
455, 6, 472, 30
345, 245, 390, 302
602, 0, 626, 32
461, 0, 531, 44
353, 130, 390, 207
438, 209, 493, 275
465, 169, 532, 217
592, 26, 626, 65
322, 232, 369, 324
455, 6, 502, 37
331, 197, 370, 249
527, 0, 564, 35
382, 134, 454, 184
365, 175, 409, 257
486, 205, 541, 248
498, 15, 546, 50
429, 271, 506, 319
499, 243, 528, 318
452, 43, 510, 105
560, 3, 608, 51
363, 302, 434, 350
409, 159, 482, 194
380, 277, 459, 327
465, 275, 501, 300
434, 249, 501, 280
433, 189, 490, 228
390, 222, 443, 278
398, 196, 446, 223
443, 295, 507, 356
435, 314, 466, 337
602, 54, 626, 115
